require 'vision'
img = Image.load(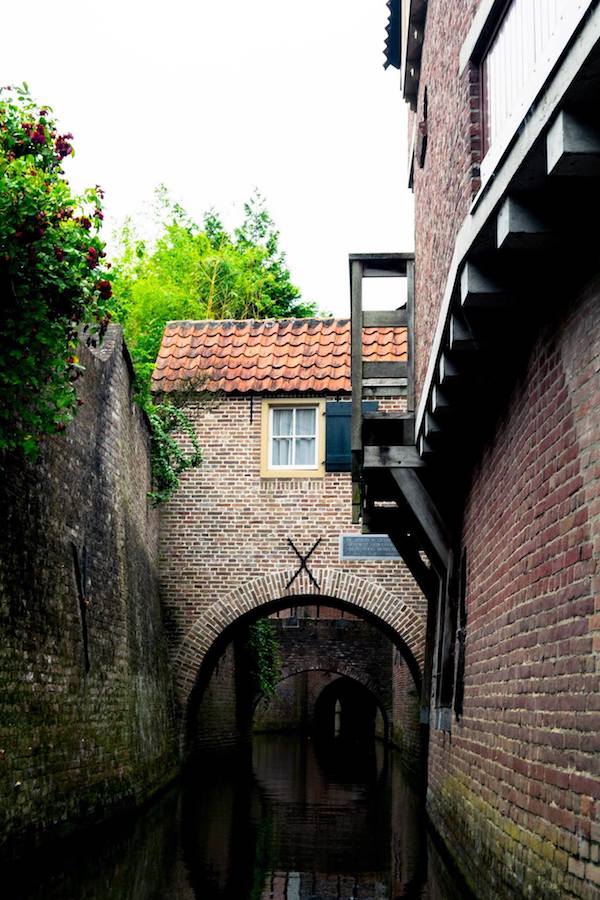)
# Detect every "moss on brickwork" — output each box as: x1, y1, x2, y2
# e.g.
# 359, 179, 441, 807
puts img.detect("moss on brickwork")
0, 327, 177, 860
429, 773, 579, 899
